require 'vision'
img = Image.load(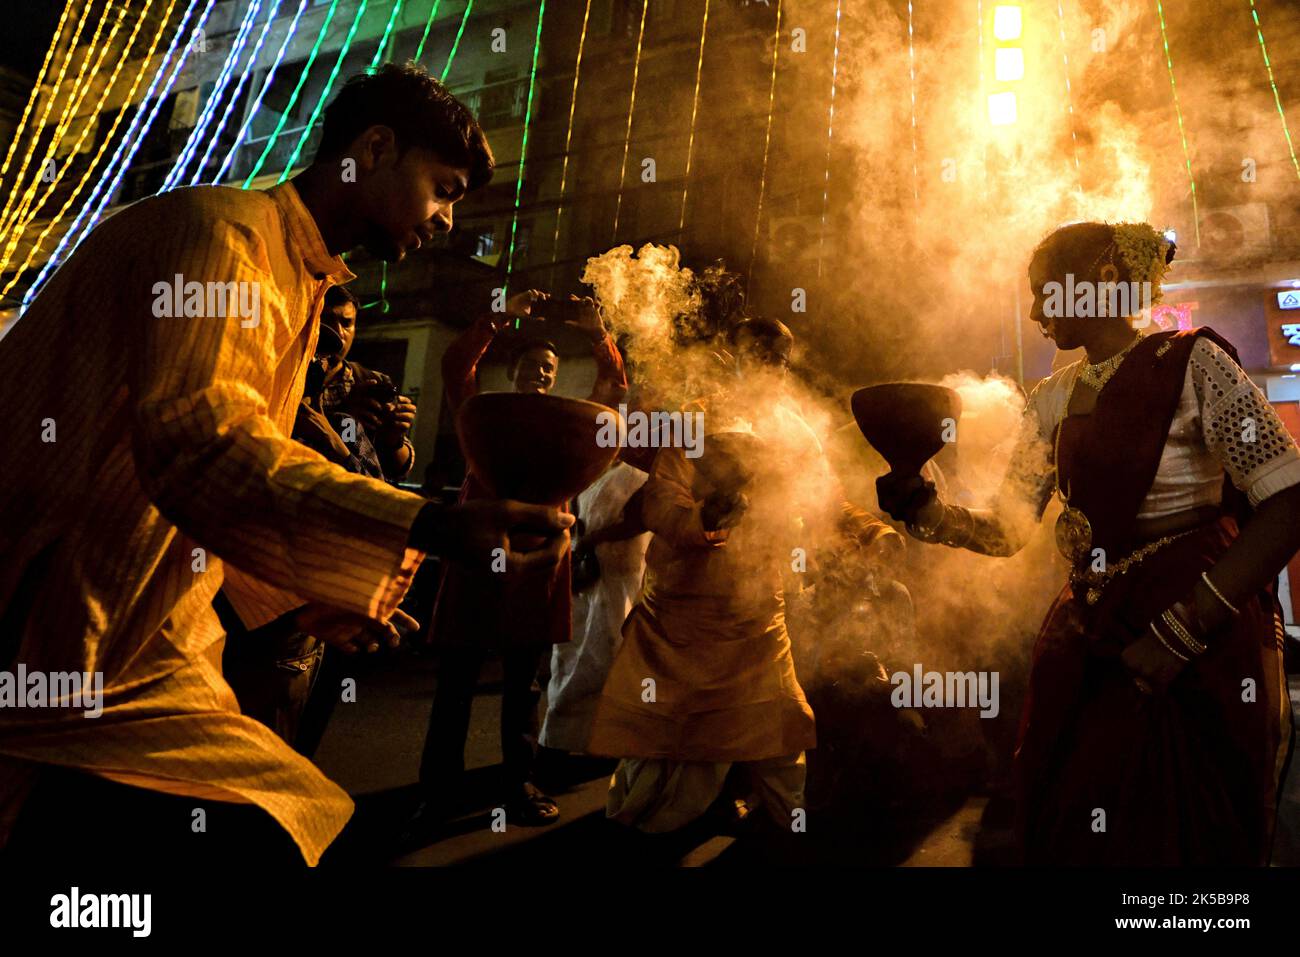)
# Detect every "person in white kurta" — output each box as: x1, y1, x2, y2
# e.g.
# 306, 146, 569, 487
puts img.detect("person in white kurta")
541, 462, 651, 752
